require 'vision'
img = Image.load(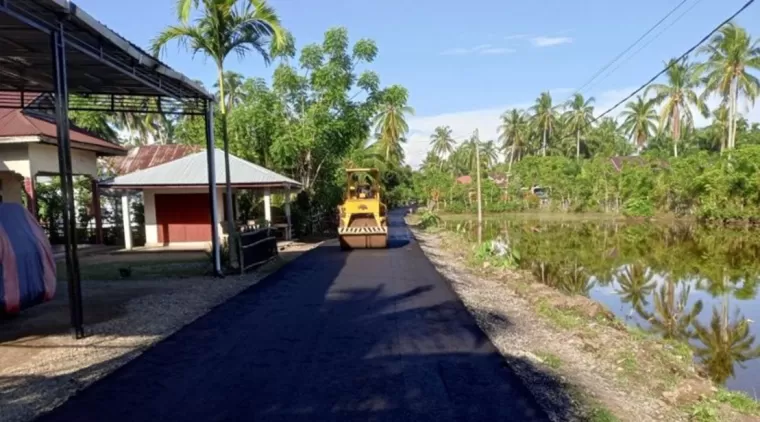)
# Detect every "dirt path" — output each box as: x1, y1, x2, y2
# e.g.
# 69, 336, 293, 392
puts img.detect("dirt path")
34, 210, 550, 422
